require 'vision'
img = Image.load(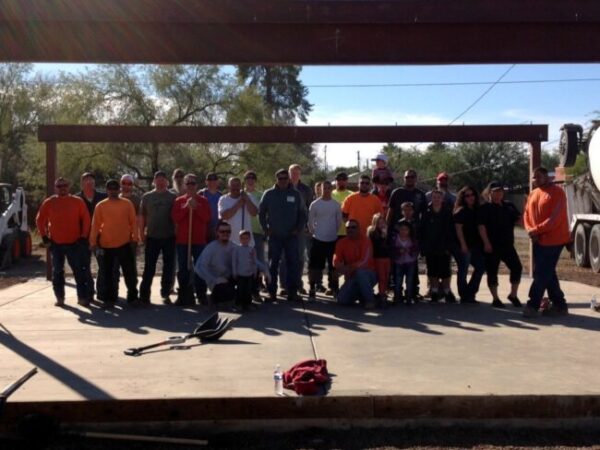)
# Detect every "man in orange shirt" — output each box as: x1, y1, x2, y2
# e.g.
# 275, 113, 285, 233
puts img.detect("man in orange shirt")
89, 179, 139, 308
341, 175, 384, 236
37, 177, 92, 307
523, 167, 571, 317
333, 219, 377, 308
